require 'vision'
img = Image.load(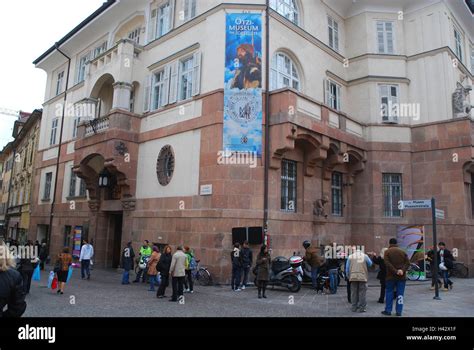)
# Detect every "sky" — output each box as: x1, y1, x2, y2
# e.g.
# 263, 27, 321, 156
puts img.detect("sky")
0, 0, 105, 149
